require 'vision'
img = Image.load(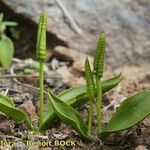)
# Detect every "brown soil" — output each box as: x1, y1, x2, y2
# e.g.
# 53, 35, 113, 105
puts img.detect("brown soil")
0, 55, 149, 150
